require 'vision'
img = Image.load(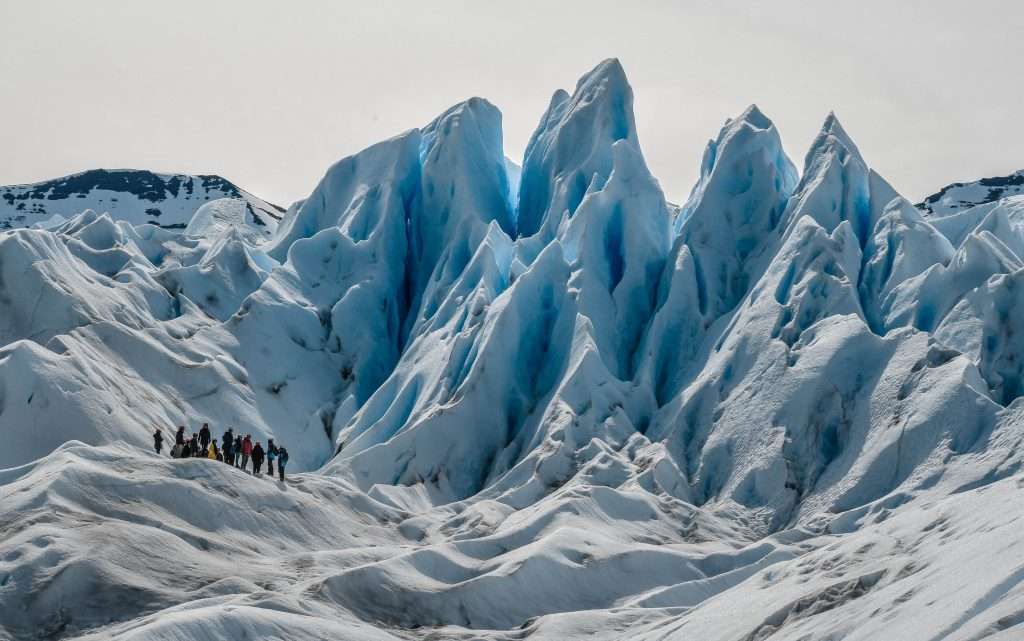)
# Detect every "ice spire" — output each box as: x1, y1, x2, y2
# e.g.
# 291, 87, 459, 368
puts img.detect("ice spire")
781, 112, 875, 245
406, 97, 514, 336
265, 131, 423, 262
515, 58, 638, 239
675, 104, 798, 316
804, 112, 864, 170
